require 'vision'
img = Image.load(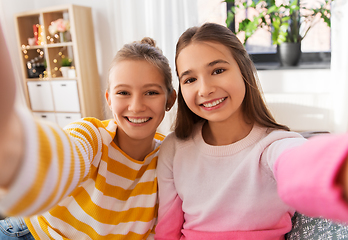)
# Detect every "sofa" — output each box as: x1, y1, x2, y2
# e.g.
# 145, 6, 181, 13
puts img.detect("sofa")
286, 212, 348, 239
